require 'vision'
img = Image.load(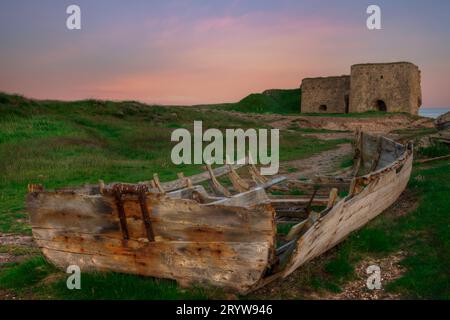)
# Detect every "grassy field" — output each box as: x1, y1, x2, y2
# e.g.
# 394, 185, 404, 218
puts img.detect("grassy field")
0, 92, 448, 300
0, 92, 351, 299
